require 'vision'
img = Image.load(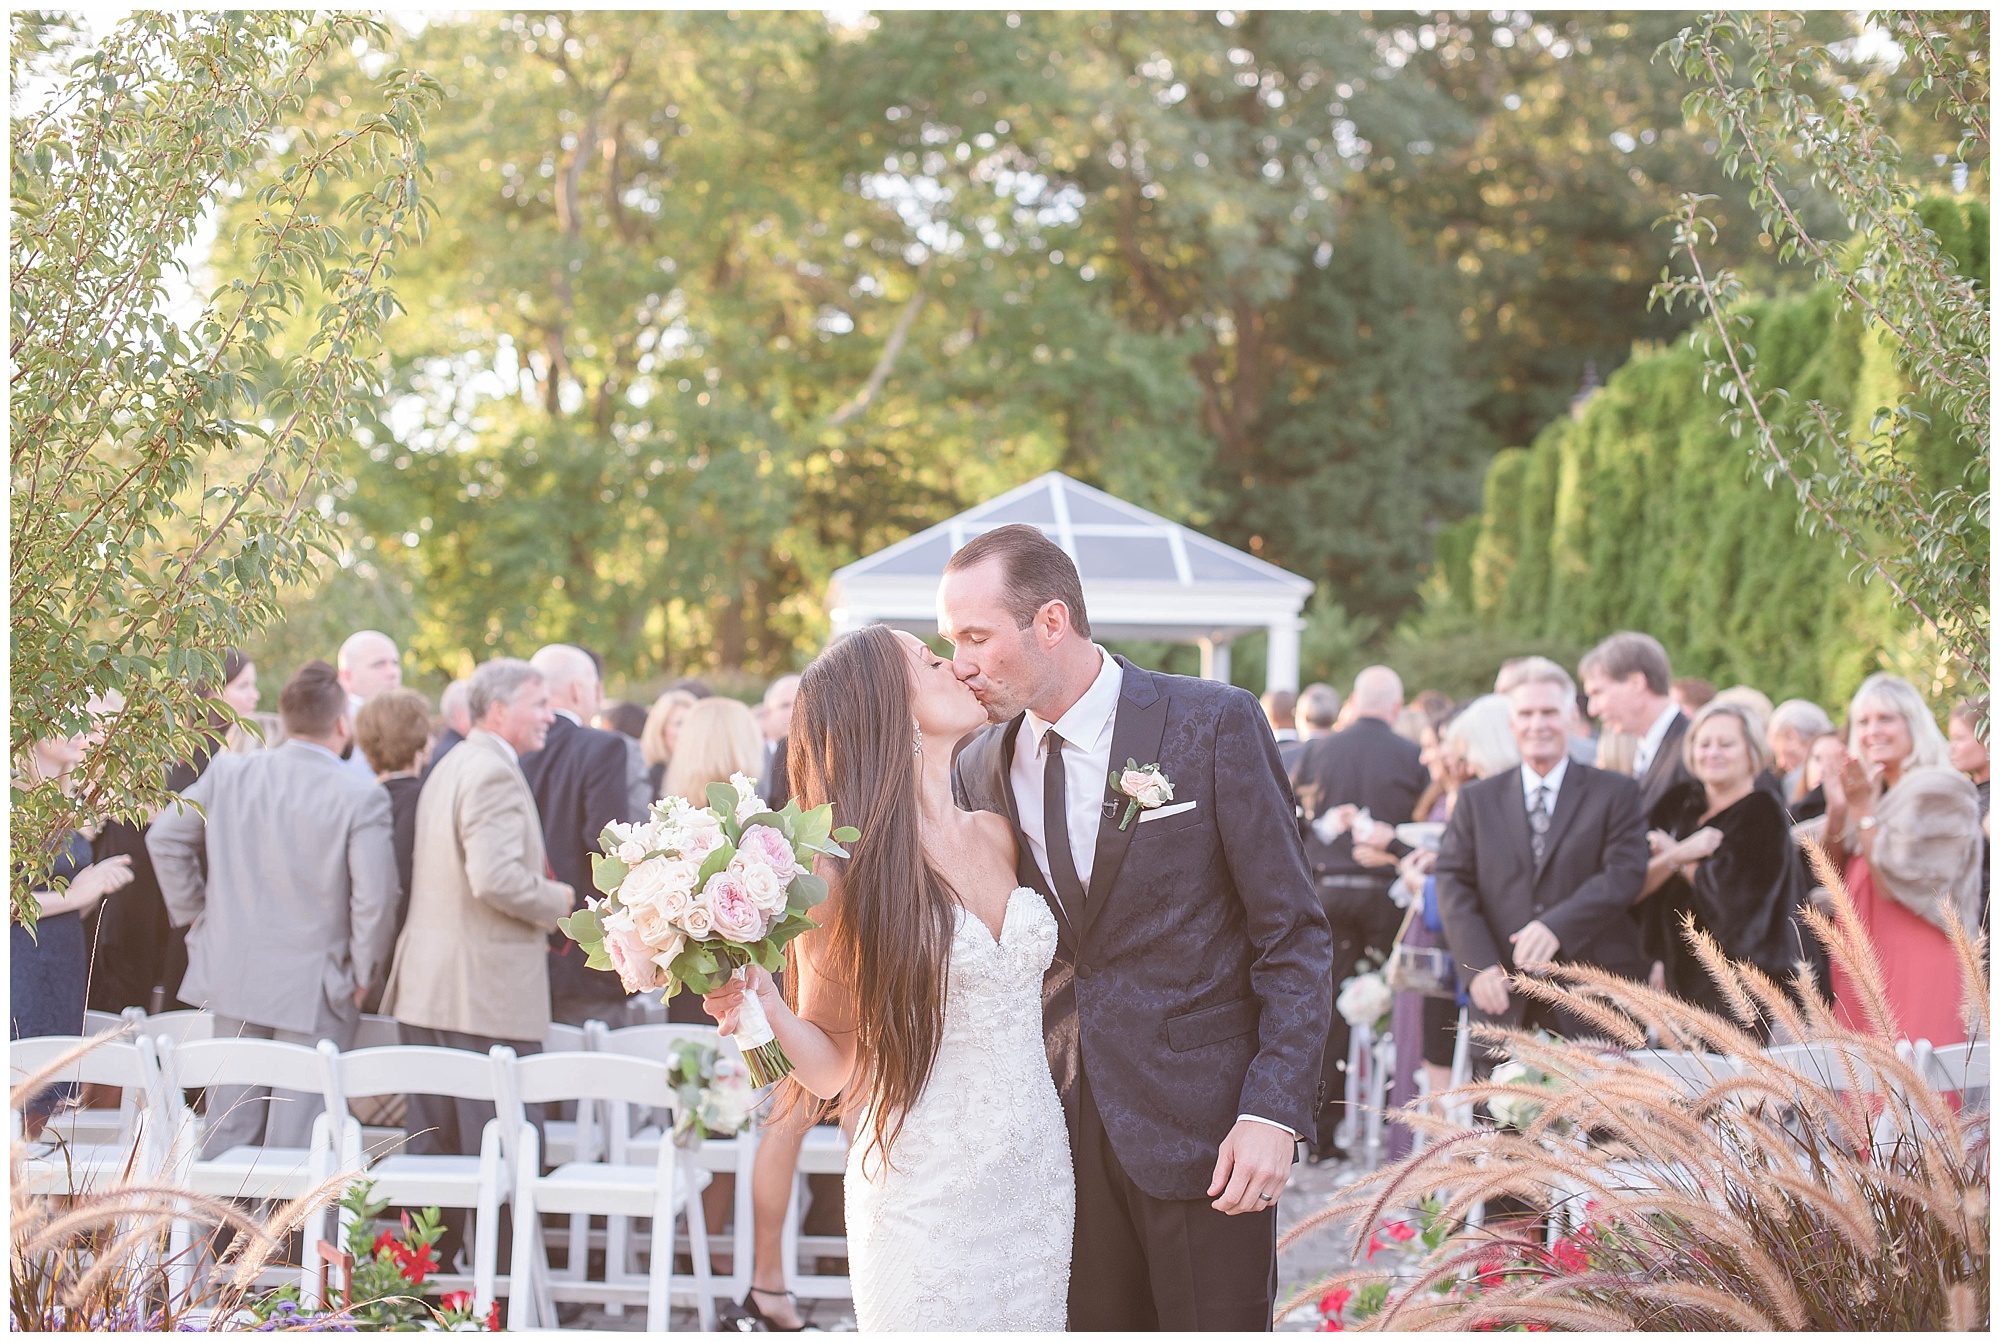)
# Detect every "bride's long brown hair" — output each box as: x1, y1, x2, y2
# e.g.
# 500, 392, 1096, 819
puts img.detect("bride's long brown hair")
784, 624, 959, 1164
